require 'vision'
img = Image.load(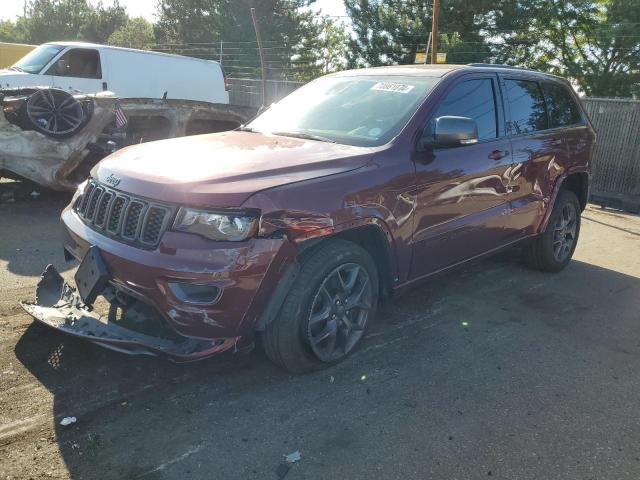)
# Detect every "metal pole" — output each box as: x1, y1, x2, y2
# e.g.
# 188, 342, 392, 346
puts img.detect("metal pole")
430, 0, 440, 64
250, 8, 267, 109
425, 31, 432, 64
219, 40, 223, 64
